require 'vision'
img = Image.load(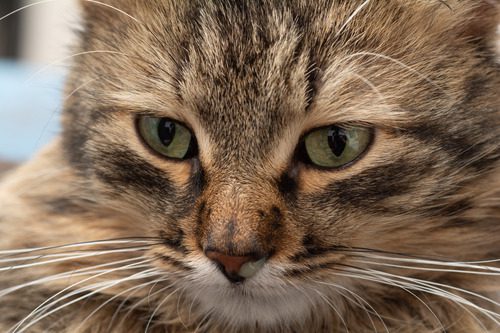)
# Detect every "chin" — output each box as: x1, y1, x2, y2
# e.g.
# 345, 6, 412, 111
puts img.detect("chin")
181, 260, 328, 330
